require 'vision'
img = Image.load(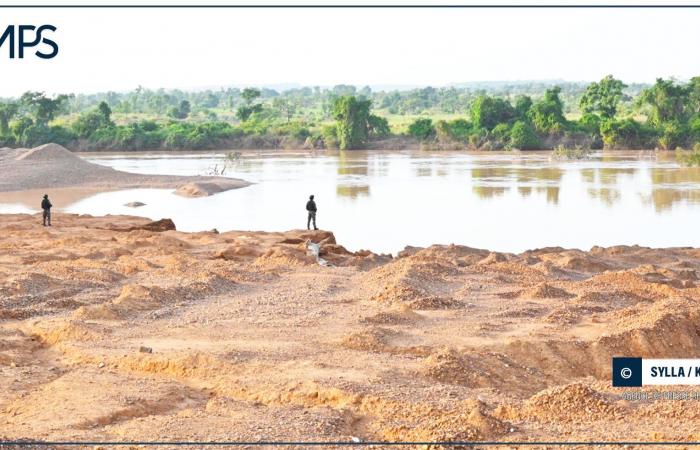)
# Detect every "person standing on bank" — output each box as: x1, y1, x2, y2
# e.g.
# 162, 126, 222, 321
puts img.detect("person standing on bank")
41, 194, 52, 227
306, 194, 318, 230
